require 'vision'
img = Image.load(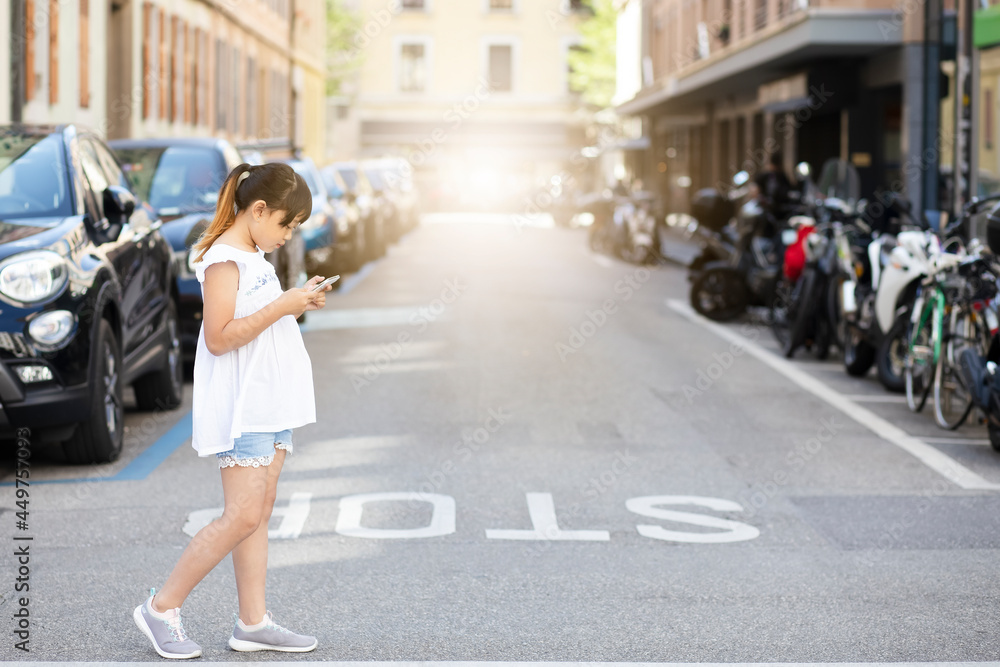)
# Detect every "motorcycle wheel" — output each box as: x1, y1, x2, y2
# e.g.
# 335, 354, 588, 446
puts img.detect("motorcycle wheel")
989, 424, 1000, 452
843, 326, 876, 376
876, 314, 908, 393
785, 268, 820, 359
827, 271, 848, 351
770, 275, 794, 350
689, 269, 748, 322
